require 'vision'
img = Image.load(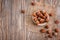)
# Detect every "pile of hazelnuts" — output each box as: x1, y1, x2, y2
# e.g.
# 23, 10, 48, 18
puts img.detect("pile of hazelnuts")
32, 10, 49, 25
40, 25, 59, 38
